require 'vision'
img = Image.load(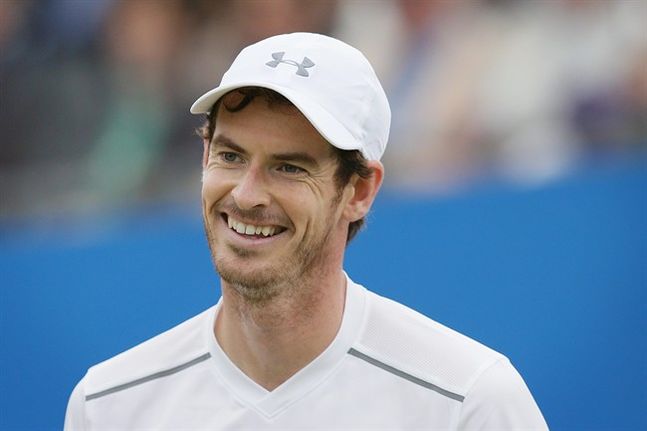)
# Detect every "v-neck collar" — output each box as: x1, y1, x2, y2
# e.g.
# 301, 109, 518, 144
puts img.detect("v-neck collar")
203, 274, 367, 418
